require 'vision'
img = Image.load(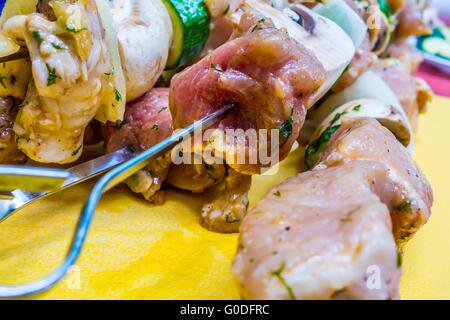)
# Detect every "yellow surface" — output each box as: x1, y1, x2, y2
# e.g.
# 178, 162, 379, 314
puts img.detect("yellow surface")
0, 97, 449, 300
